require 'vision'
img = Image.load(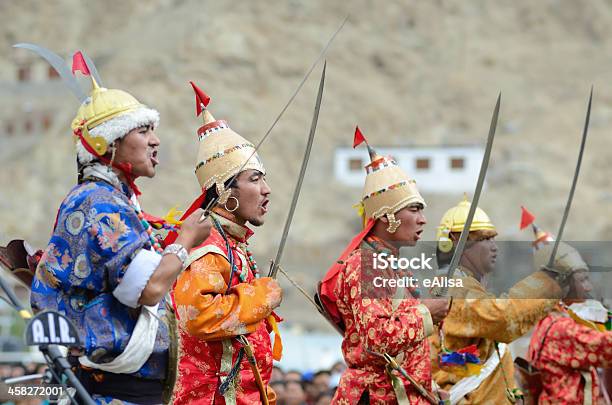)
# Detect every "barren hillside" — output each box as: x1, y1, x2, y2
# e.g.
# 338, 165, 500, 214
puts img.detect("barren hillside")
1, 0, 611, 330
